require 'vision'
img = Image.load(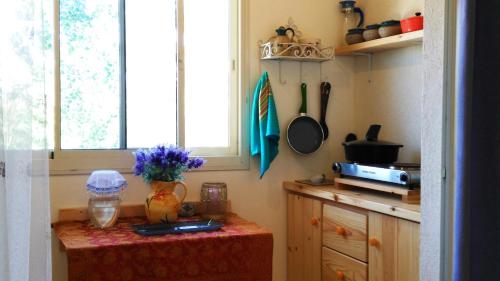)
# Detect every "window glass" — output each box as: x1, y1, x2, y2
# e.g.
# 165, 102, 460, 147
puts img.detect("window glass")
57, 0, 237, 154
184, 0, 231, 148
44, 0, 55, 150
59, 0, 120, 149
125, 0, 177, 148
